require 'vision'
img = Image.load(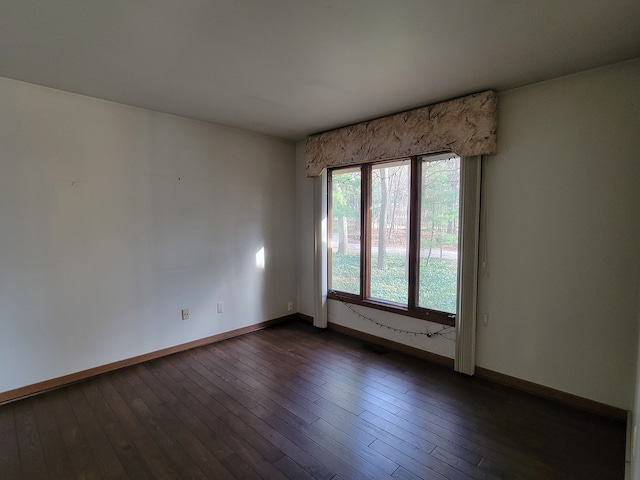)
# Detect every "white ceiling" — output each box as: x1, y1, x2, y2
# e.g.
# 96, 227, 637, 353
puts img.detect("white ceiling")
1, 0, 639, 141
